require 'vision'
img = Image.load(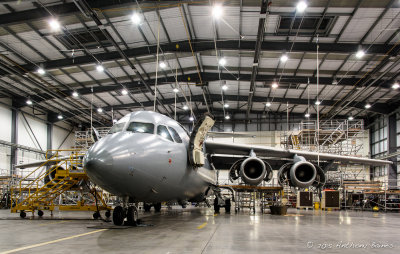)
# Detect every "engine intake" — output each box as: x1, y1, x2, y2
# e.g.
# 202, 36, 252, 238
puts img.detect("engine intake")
239, 157, 266, 185
289, 161, 317, 188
